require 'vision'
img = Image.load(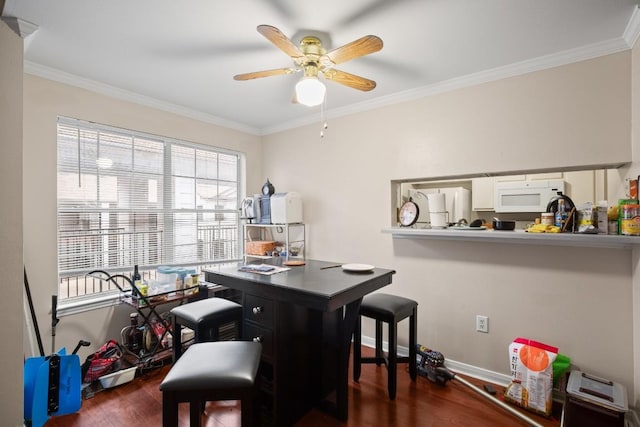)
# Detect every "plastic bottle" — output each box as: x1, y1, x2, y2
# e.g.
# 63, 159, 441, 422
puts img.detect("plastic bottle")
555, 198, 567, 229
126, 313, 143, 355
133, 265, 148, 306
138, 280, 148, 305
191, 274, 200, 296
184, 274, 193, 296
176, 274, 183, 296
